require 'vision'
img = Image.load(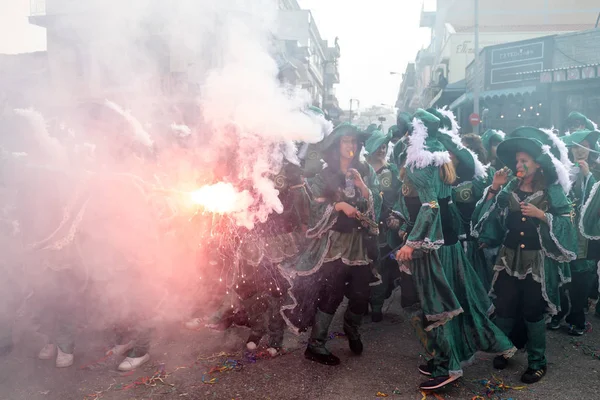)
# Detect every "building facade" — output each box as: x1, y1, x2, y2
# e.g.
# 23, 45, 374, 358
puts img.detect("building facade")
398, 0, 600, 115
27, 0, 342, 120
